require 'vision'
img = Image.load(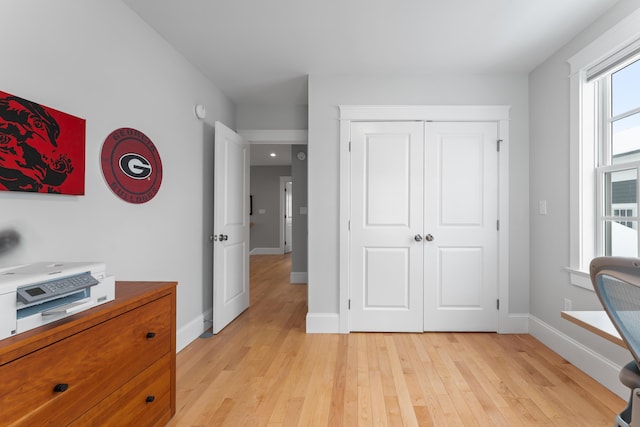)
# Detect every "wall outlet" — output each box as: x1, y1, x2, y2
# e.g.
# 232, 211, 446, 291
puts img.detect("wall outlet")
564, 298, 572, 311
